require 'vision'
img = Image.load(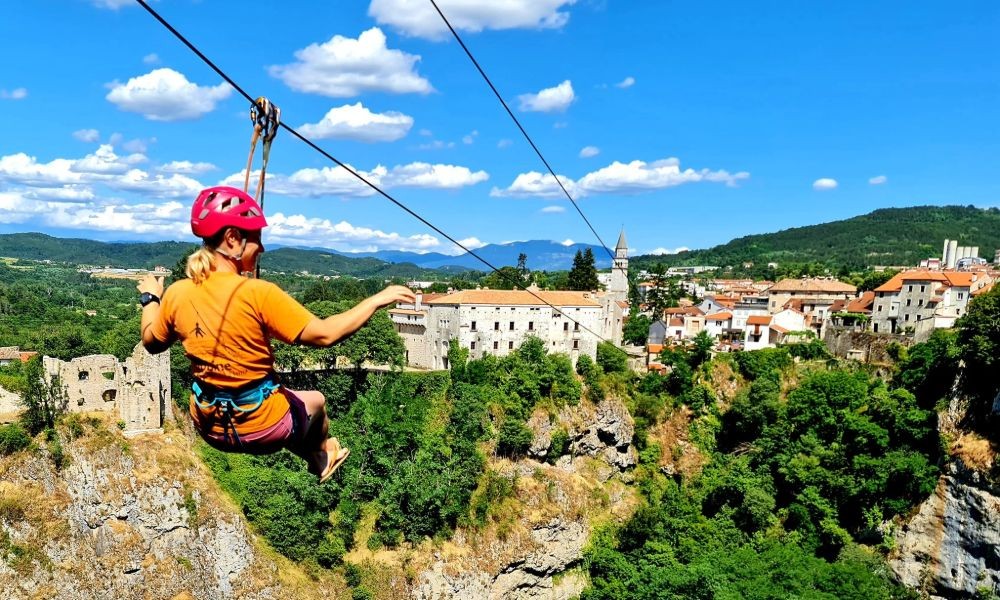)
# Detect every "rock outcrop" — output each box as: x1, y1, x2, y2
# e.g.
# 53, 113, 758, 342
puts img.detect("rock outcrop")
890, 462, 1000, 599
0, 417, 340, 600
